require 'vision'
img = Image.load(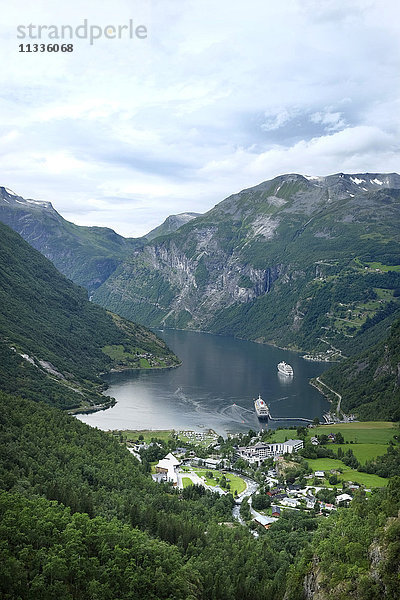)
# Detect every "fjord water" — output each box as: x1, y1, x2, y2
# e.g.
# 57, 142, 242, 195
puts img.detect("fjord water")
77, 330, 331, 435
